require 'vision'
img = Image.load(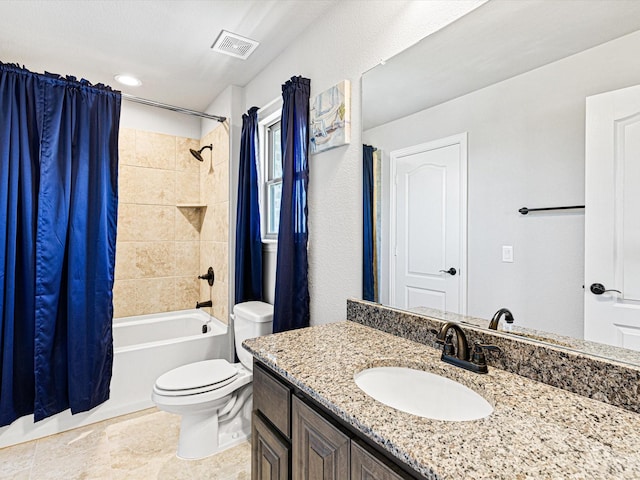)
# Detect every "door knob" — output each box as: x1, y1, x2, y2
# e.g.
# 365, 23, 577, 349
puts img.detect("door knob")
439, 267, 457, 276
589, 283, 621, 295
